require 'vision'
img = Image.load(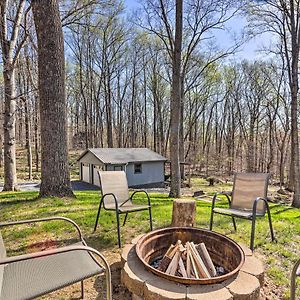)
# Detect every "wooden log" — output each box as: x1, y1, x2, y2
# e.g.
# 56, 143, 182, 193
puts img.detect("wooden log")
186, 243, 191, 277
196, 243, 217, 277
157, 244, 175, 272
178, 257, 188, 278
189, 251, 199, 279
171, 199, 196, 227
166, 250, 181, 275
189, 242, 211, 278
165, 244, 175, 256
